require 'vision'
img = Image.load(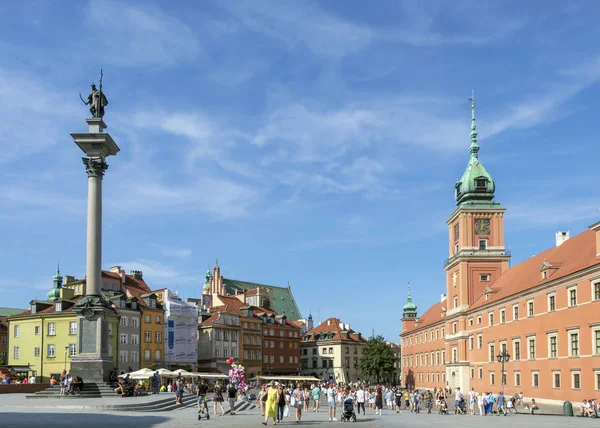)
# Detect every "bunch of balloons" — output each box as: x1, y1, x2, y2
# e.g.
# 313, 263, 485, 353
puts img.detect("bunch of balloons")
227, 357, 246, 390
